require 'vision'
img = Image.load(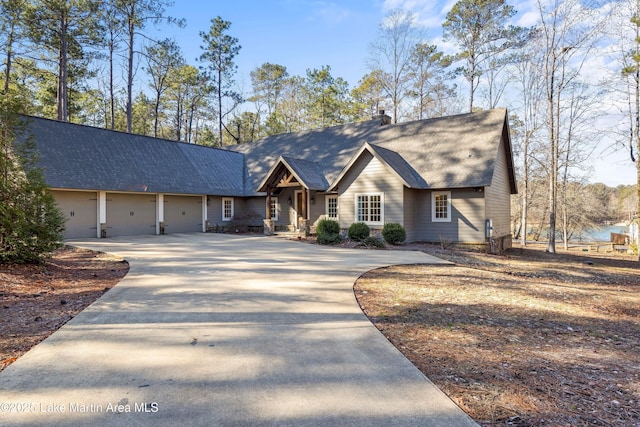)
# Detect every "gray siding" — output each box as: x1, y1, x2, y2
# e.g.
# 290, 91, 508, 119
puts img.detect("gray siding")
415, 189, 485, 243
403, 188, 418, 242
485, 137, 512, 239
309, 191, 325, 226
207, 196, 264, 230
337, 152, 405, 230
207, 196, 224, 225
